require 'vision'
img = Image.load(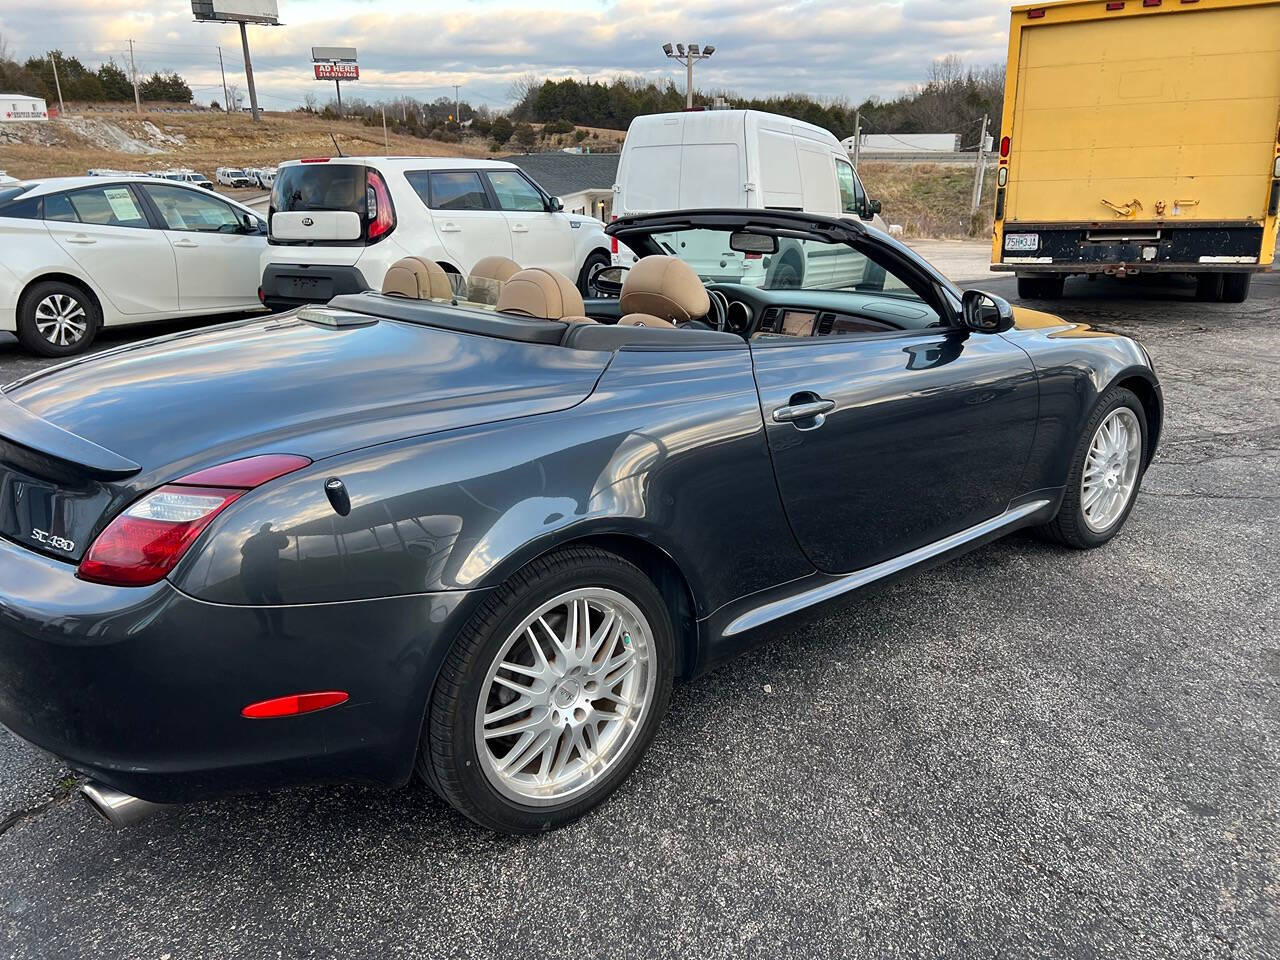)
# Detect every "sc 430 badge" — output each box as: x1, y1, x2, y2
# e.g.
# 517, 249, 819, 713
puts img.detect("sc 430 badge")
31, 529, 75, 553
